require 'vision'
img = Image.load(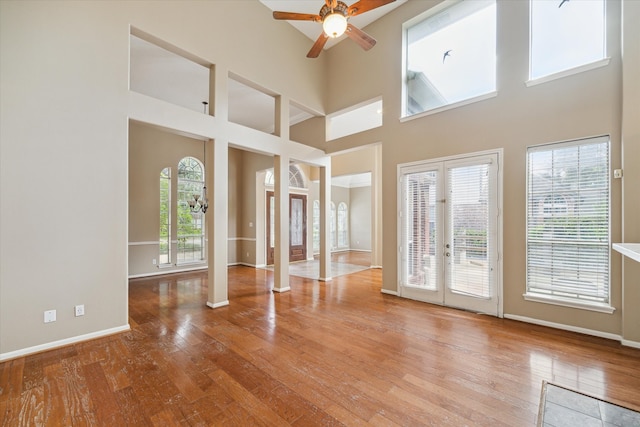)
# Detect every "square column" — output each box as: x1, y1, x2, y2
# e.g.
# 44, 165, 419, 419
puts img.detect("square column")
273, 154, 290, 292
206, 62, 229, 308
319, 163, 332, 281
206, 137, 229, 308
